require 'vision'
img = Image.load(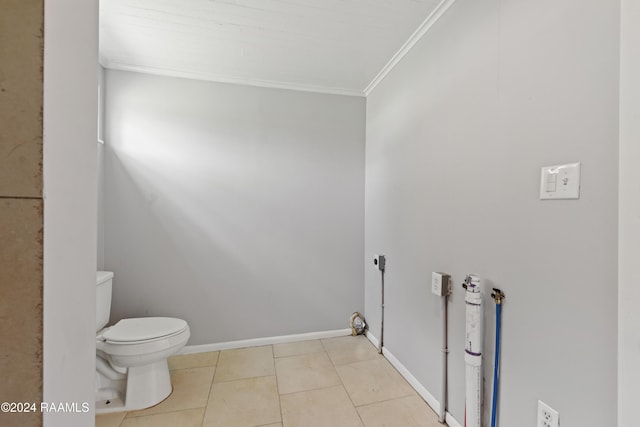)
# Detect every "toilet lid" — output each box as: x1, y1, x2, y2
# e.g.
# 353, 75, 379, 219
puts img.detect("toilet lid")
103, 317, 188, 343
